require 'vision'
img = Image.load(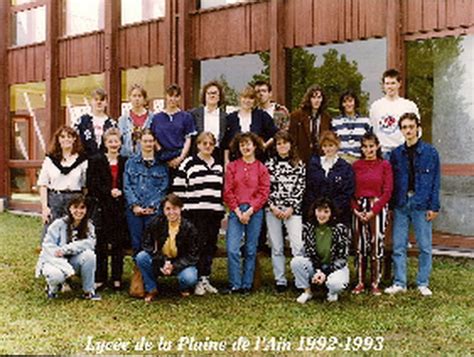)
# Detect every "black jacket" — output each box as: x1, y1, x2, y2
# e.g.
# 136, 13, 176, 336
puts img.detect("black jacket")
86, 153, 127, 228
76, 114, 117, 157
141, 216, 199, 274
